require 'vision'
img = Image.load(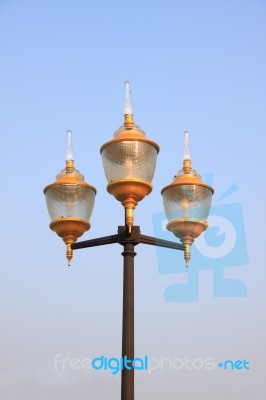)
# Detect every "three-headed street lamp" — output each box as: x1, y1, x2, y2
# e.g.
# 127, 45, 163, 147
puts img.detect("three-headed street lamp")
43, 82, 214, 400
